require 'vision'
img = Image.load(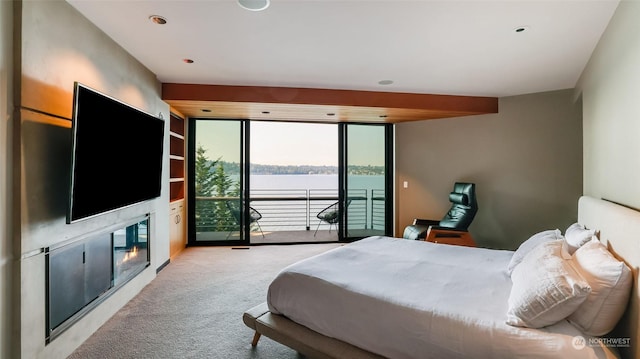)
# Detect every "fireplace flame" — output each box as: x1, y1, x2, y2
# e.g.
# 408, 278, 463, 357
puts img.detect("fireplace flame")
122, 246, 139, 263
